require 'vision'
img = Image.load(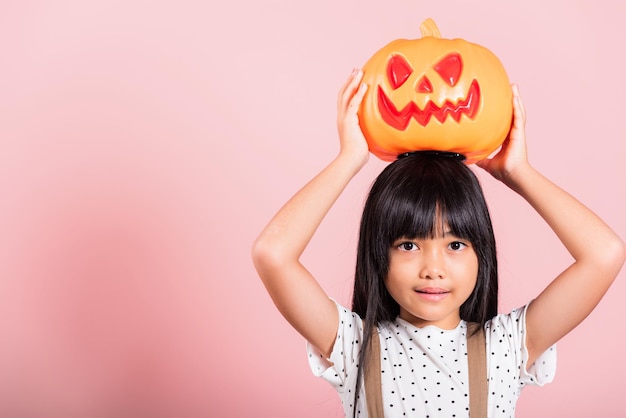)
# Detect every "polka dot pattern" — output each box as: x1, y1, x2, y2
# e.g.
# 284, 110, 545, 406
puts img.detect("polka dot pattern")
307, 301, 556, 417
